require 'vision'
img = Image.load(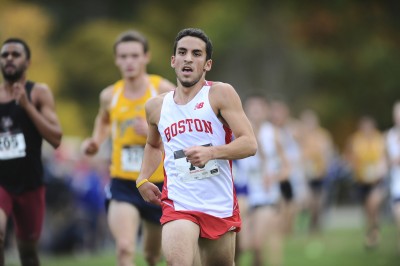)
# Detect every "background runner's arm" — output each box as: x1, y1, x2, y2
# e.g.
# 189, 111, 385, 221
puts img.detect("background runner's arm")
19, 83, 62, 148
136, 97, 164, 205
137, 97, 164, 182
91, 88, 112, 144
158, 78, 176, 94
275, 128, 290, 181
81, 87, 112, 156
